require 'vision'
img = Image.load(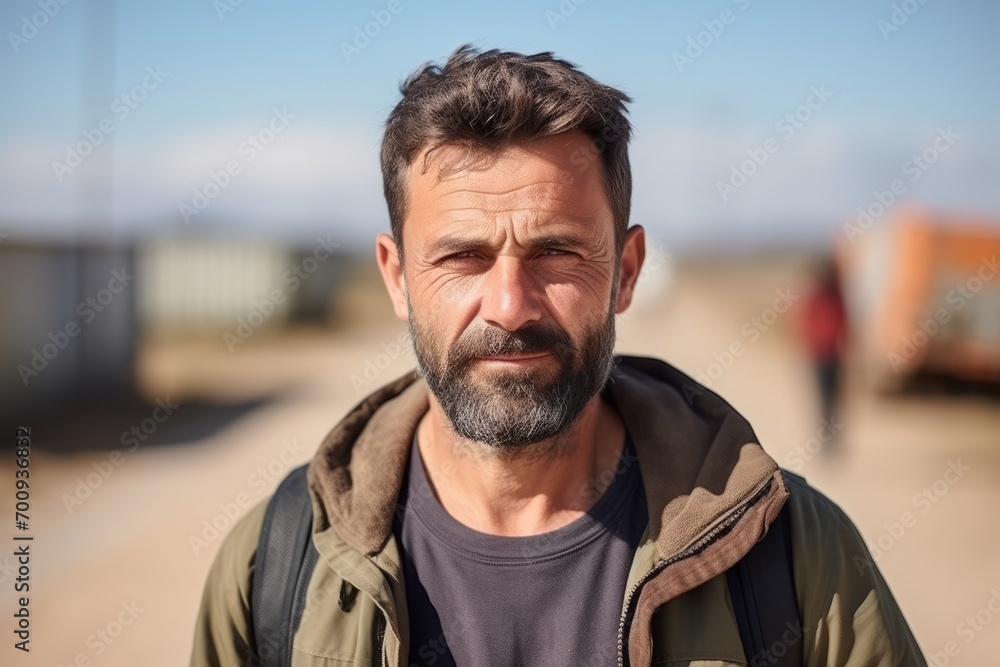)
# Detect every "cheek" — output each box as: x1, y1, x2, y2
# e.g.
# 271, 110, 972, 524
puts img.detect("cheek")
537, 258, 615, 305
420, 284, 481, 348
435, 274, 485, 313
541, 283, 610, 351
410, 276, 482, 349
542, 272, 613, 322
409, 264, 482, 310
